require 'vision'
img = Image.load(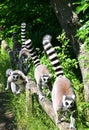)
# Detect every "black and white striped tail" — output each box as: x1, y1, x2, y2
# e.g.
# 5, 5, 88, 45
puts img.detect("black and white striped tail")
1, 40, 14, 68
42, 34, 64, 77
13, 32, 18, 44
13, 32, 21, 52
25, 39, 40, 67
21, 22, 26, 49
1, 40, 12, 55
